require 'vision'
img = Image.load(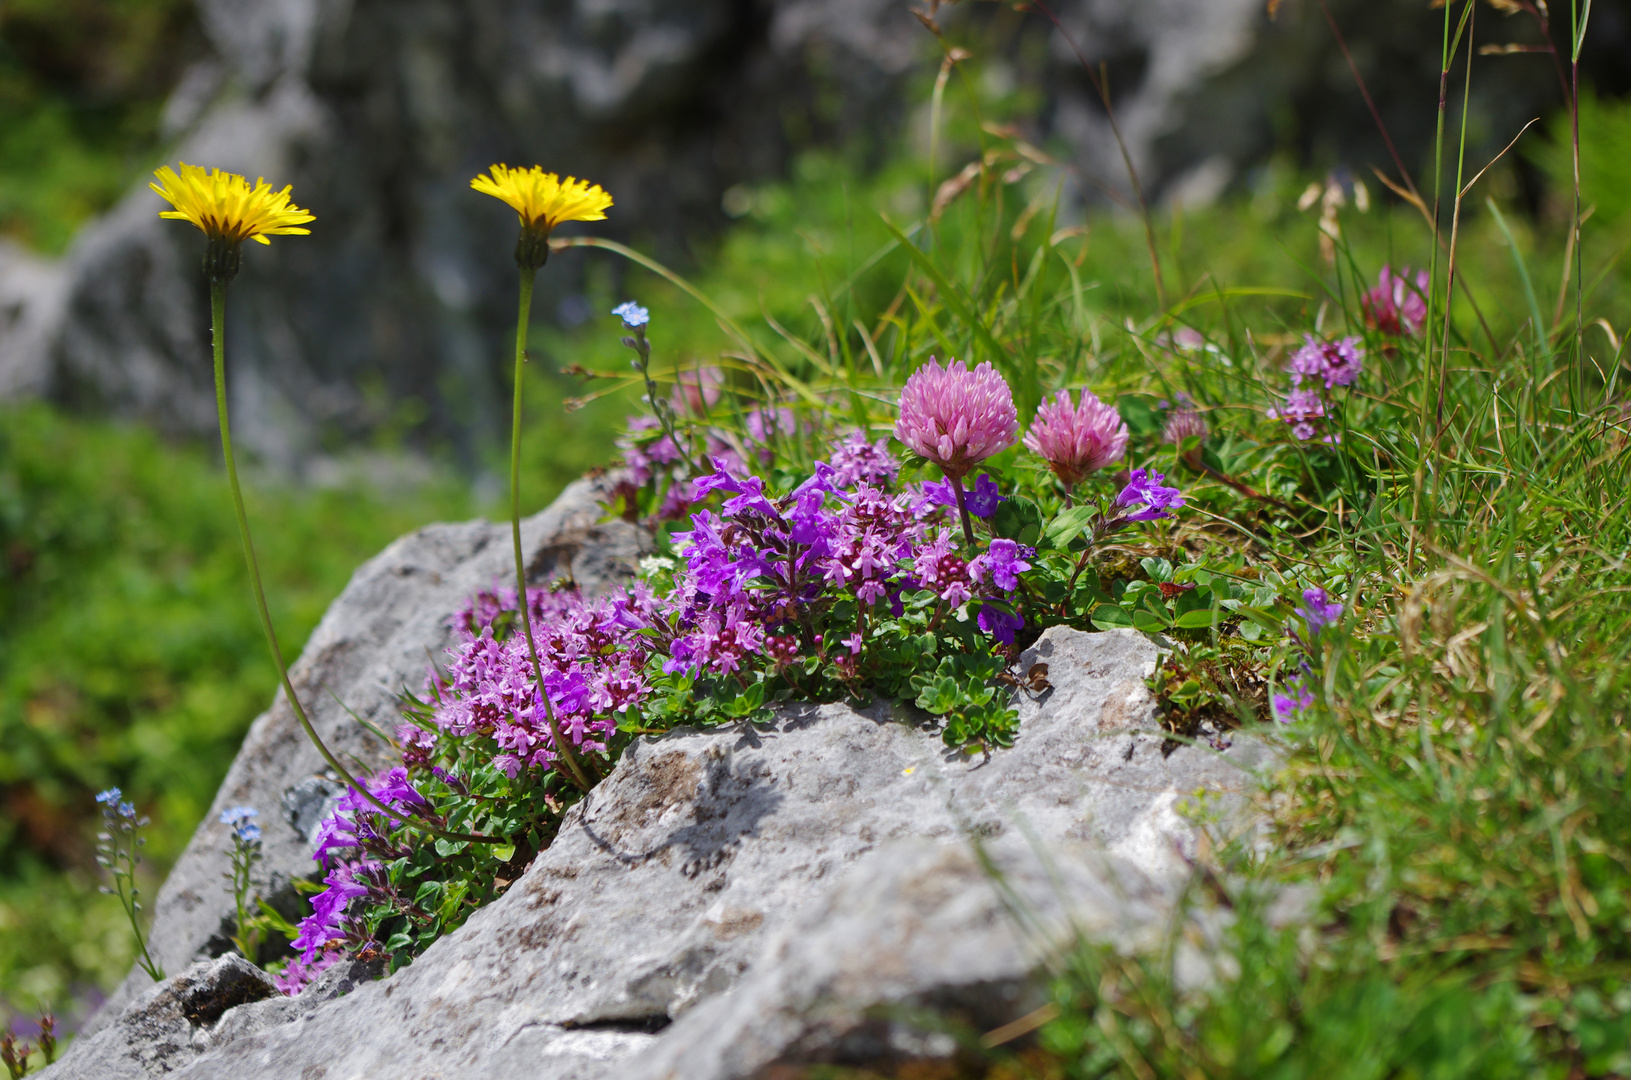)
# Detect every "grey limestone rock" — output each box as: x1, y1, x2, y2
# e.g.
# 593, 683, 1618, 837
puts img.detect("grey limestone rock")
151, 625, 1275, 1080
77, 473, 649, 1038
0, 239, 66, 401
39, 956, 277, 1080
